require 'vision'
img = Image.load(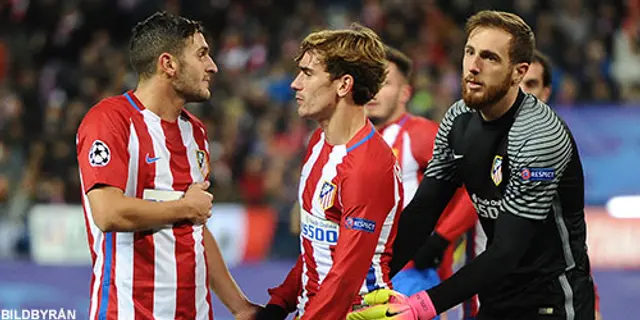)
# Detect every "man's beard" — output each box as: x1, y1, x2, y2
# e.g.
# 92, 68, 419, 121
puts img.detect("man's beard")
462, 73, 512, 110
173, 68, 210, 103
